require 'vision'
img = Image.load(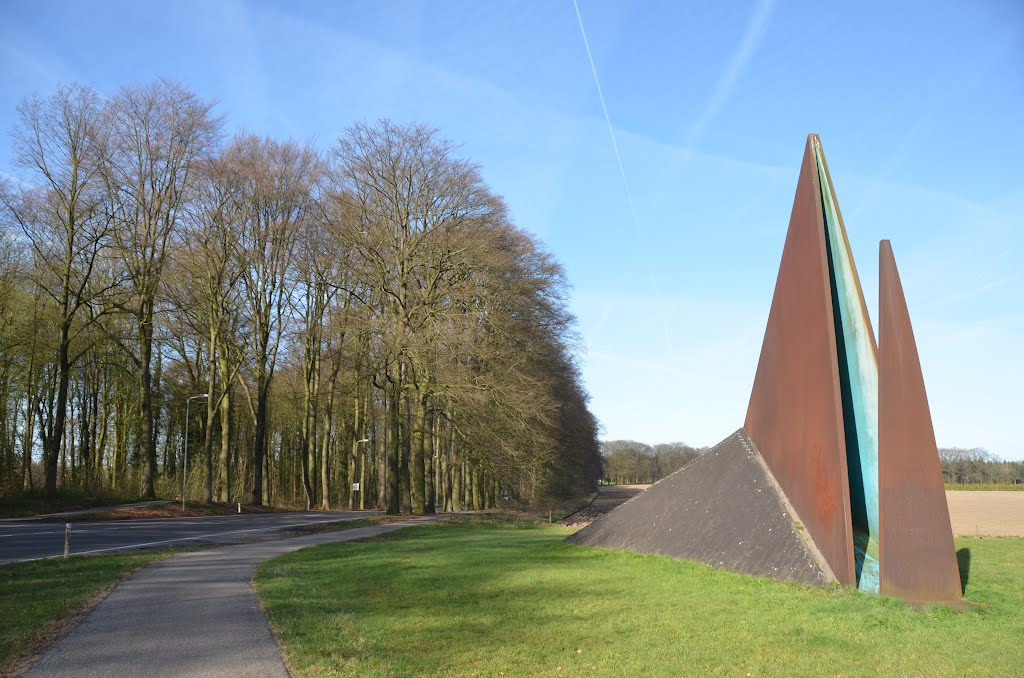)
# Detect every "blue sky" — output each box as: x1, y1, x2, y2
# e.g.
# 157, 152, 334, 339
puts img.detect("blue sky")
2, 1, 1022, 458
